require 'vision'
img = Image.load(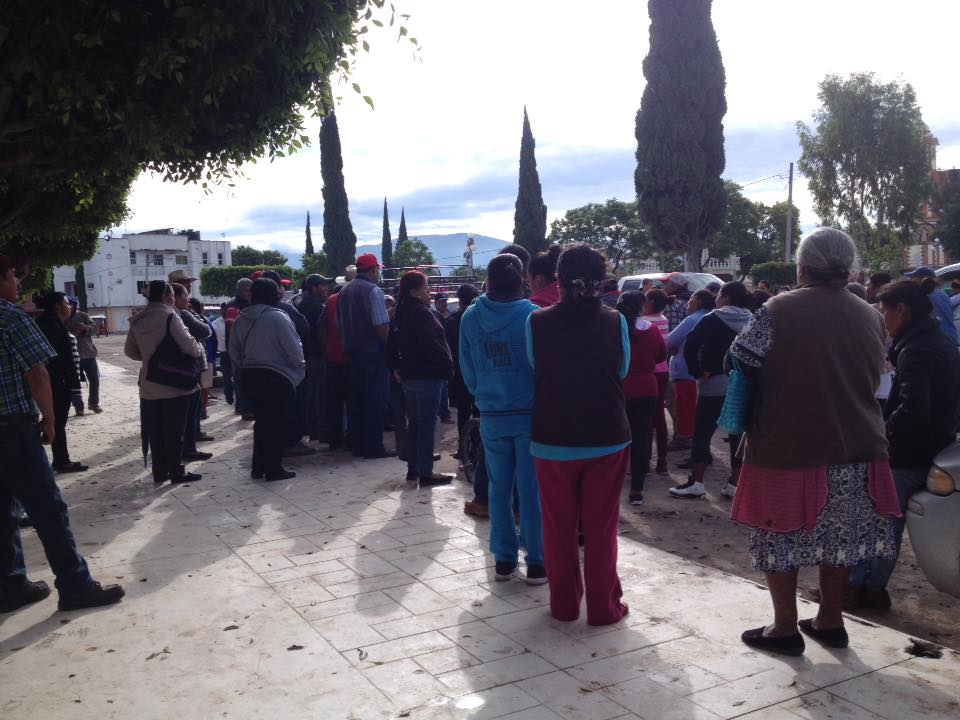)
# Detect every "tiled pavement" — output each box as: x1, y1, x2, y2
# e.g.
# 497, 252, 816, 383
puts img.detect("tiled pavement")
1, 359, 959, 719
